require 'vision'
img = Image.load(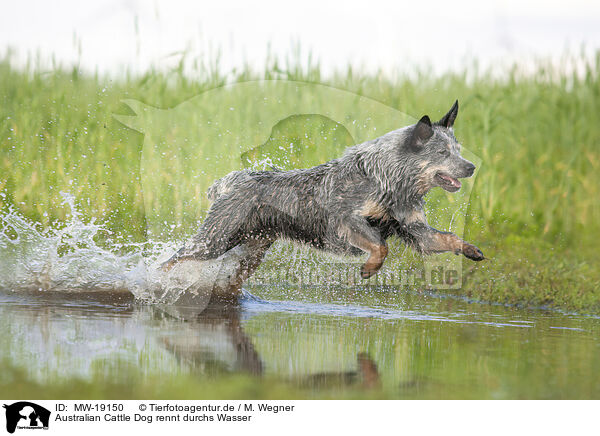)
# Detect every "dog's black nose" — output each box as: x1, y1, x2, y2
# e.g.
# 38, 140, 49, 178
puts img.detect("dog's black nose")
464, 162, 475, 177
